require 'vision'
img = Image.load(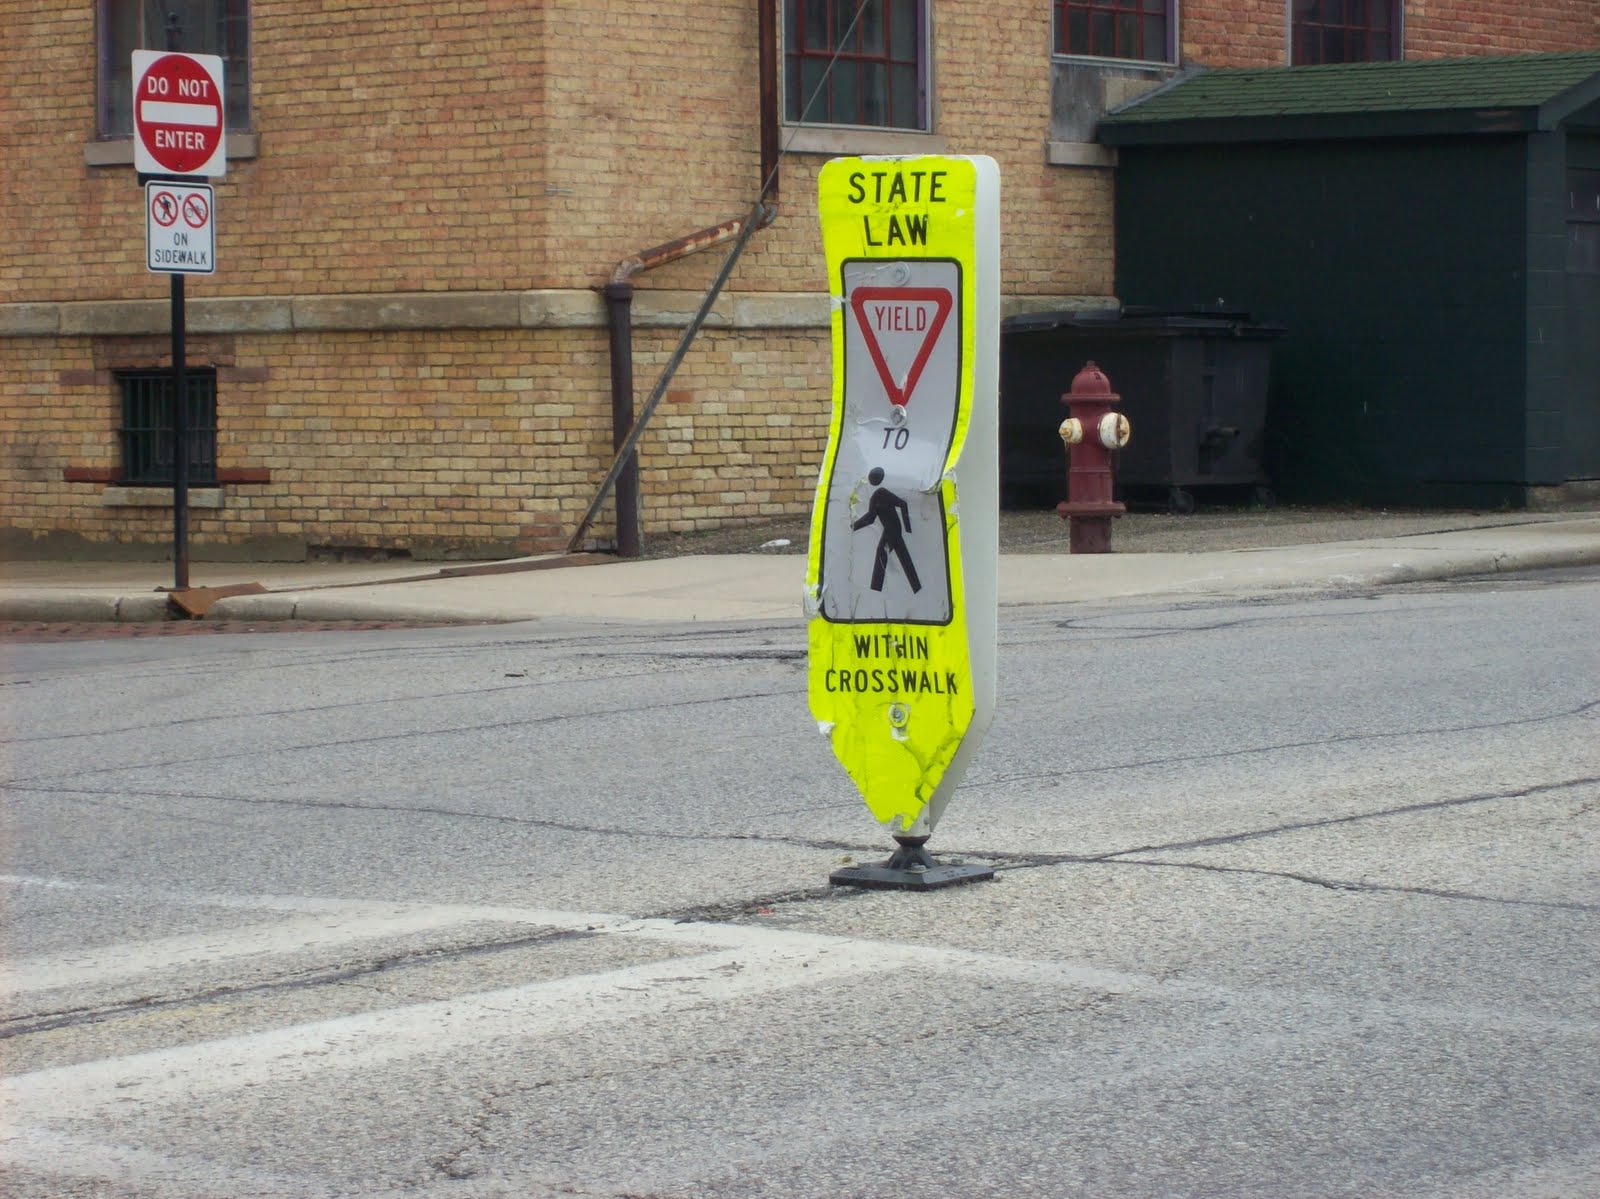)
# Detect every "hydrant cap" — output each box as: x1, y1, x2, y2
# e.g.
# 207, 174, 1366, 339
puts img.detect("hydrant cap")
1075, 361, 1113, 400
1067, 360, 1118, 402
